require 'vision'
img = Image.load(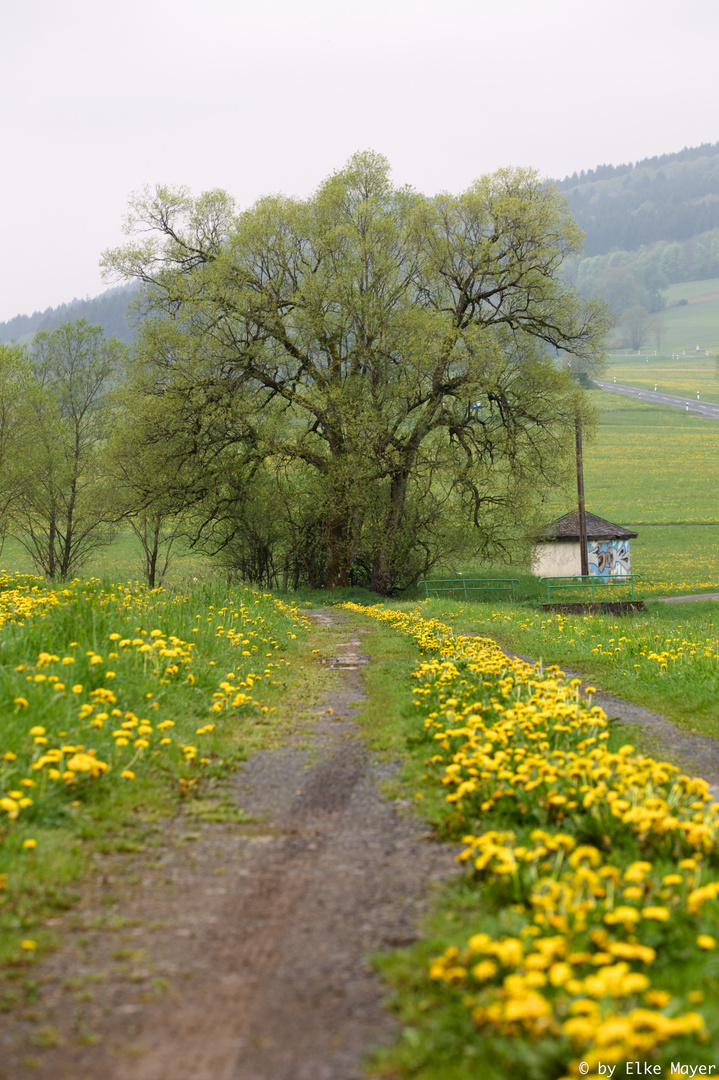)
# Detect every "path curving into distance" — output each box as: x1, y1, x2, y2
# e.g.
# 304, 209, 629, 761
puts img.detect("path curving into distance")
595, 381, 719, 419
